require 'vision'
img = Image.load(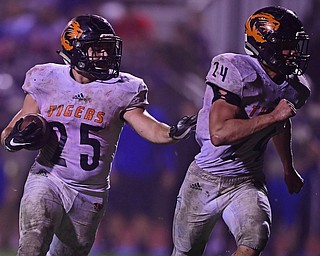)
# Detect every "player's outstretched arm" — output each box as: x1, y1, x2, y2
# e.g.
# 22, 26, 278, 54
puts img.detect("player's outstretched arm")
123, 108, 197, 144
